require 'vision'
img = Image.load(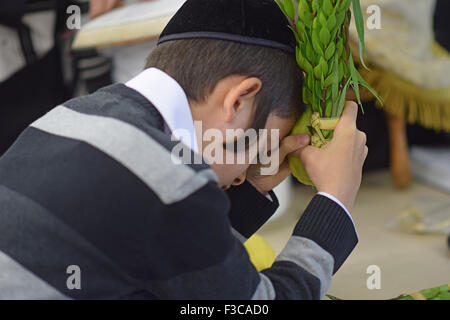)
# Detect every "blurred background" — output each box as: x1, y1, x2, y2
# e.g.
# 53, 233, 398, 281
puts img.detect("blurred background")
0, 0, 449, 299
